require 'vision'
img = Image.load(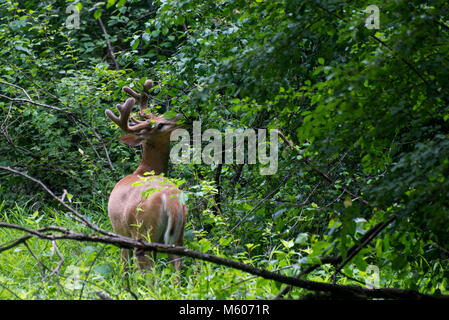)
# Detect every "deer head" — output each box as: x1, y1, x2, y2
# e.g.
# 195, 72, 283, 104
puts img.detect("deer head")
105, 79, 182, 147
